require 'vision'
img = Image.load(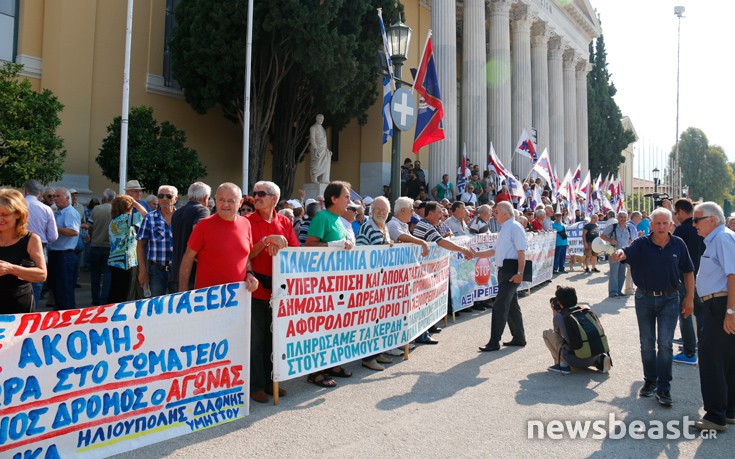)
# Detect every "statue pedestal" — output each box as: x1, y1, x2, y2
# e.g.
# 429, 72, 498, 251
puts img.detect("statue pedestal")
303, 183, 328, 201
